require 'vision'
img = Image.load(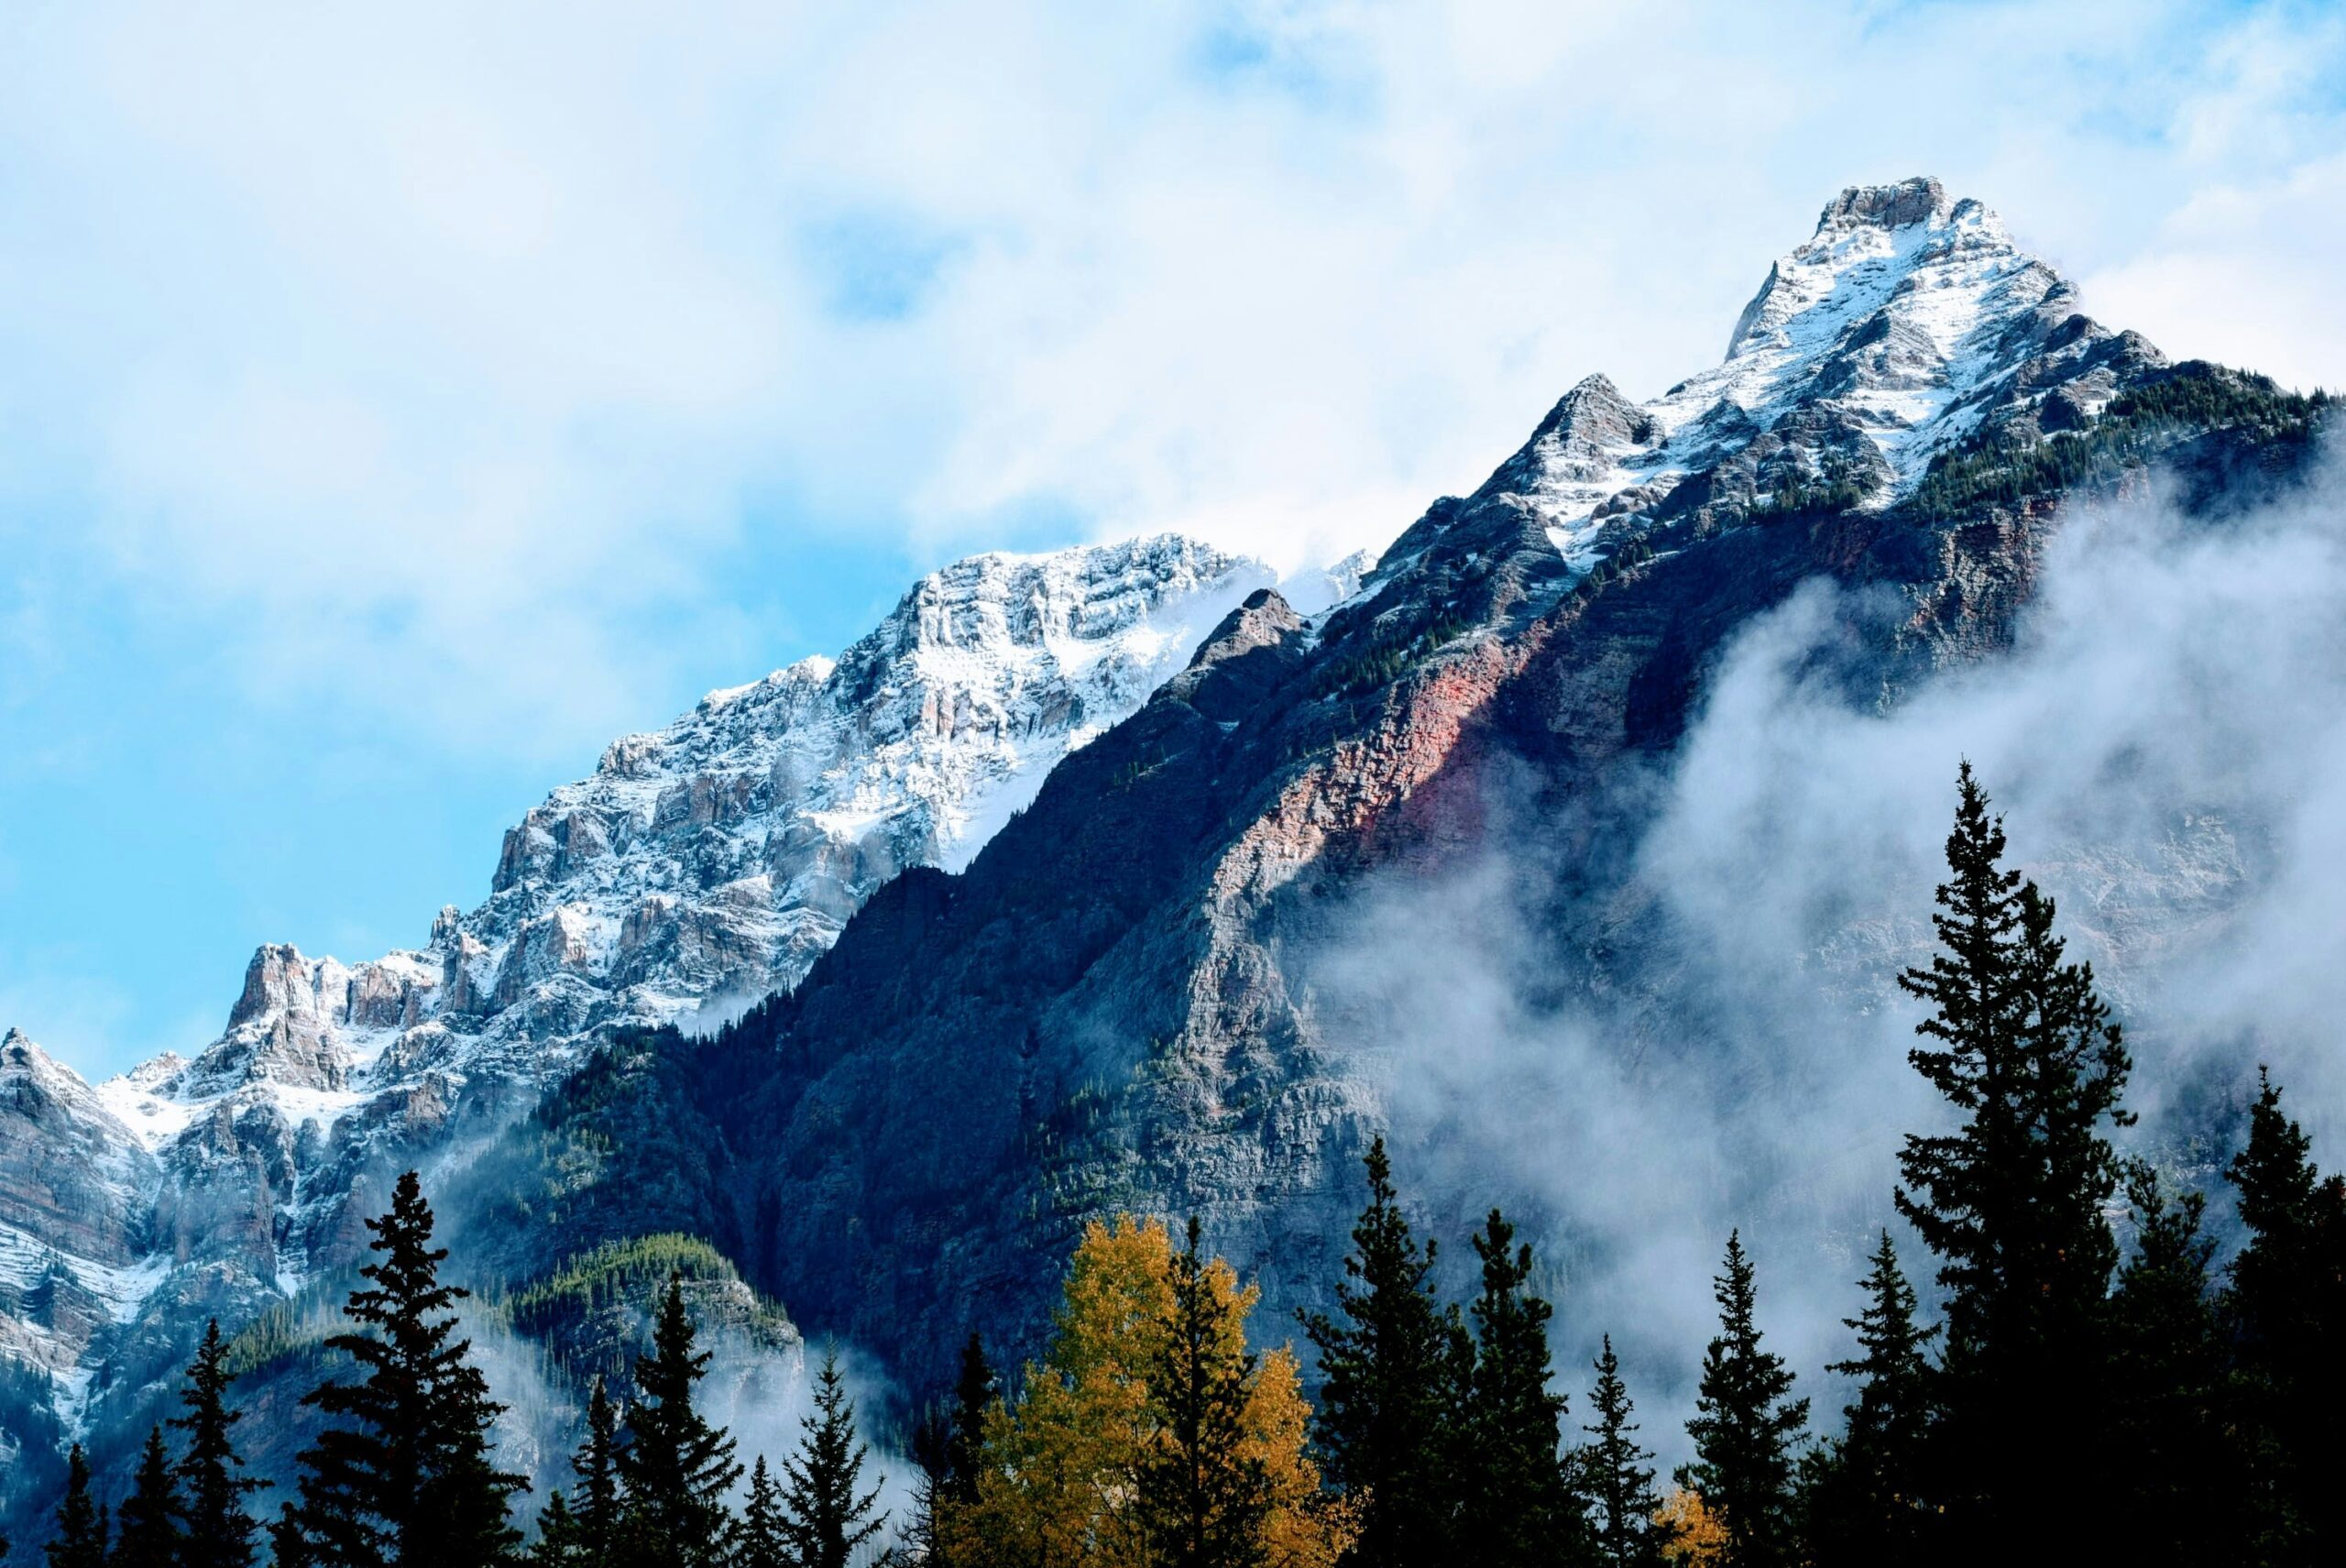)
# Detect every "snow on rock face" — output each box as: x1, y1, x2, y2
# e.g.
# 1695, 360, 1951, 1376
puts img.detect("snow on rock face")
1473, 177, 2155, 568
0, 533, 1272, 1426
